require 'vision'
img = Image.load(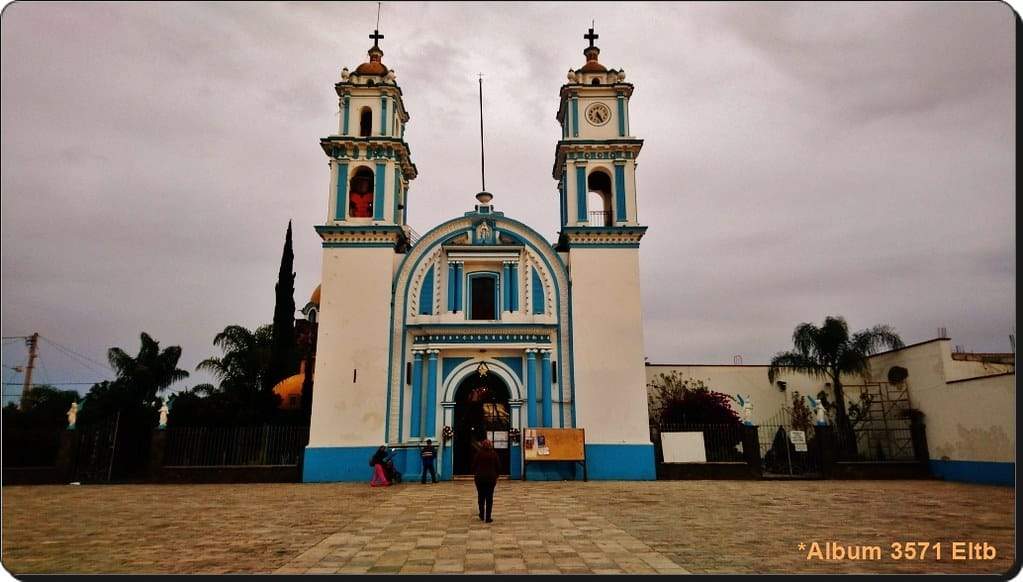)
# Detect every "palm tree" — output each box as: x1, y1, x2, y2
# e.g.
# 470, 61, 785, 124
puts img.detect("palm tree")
195, 324, 273, 399
767, 316, 904, 446
107, 332, 190, 405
